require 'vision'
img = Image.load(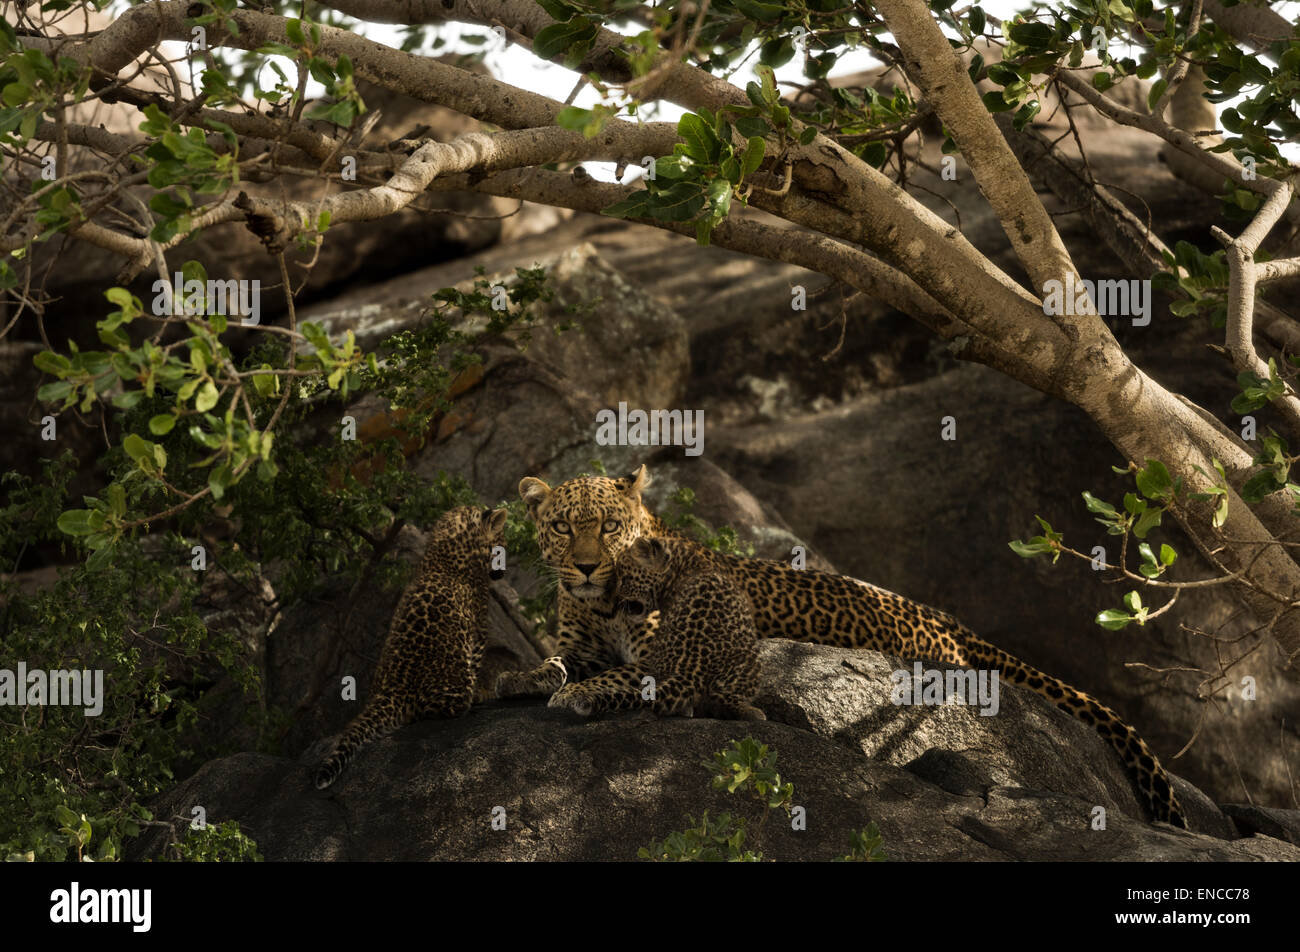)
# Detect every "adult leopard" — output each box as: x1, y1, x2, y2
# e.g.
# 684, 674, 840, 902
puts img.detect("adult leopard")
495, 464, 1186, 828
